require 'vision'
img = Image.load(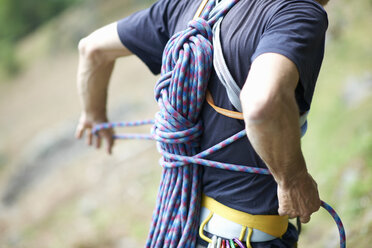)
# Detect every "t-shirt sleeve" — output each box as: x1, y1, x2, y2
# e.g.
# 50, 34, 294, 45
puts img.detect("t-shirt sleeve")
117, 0, 180, 75
251, 1, 328, 110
